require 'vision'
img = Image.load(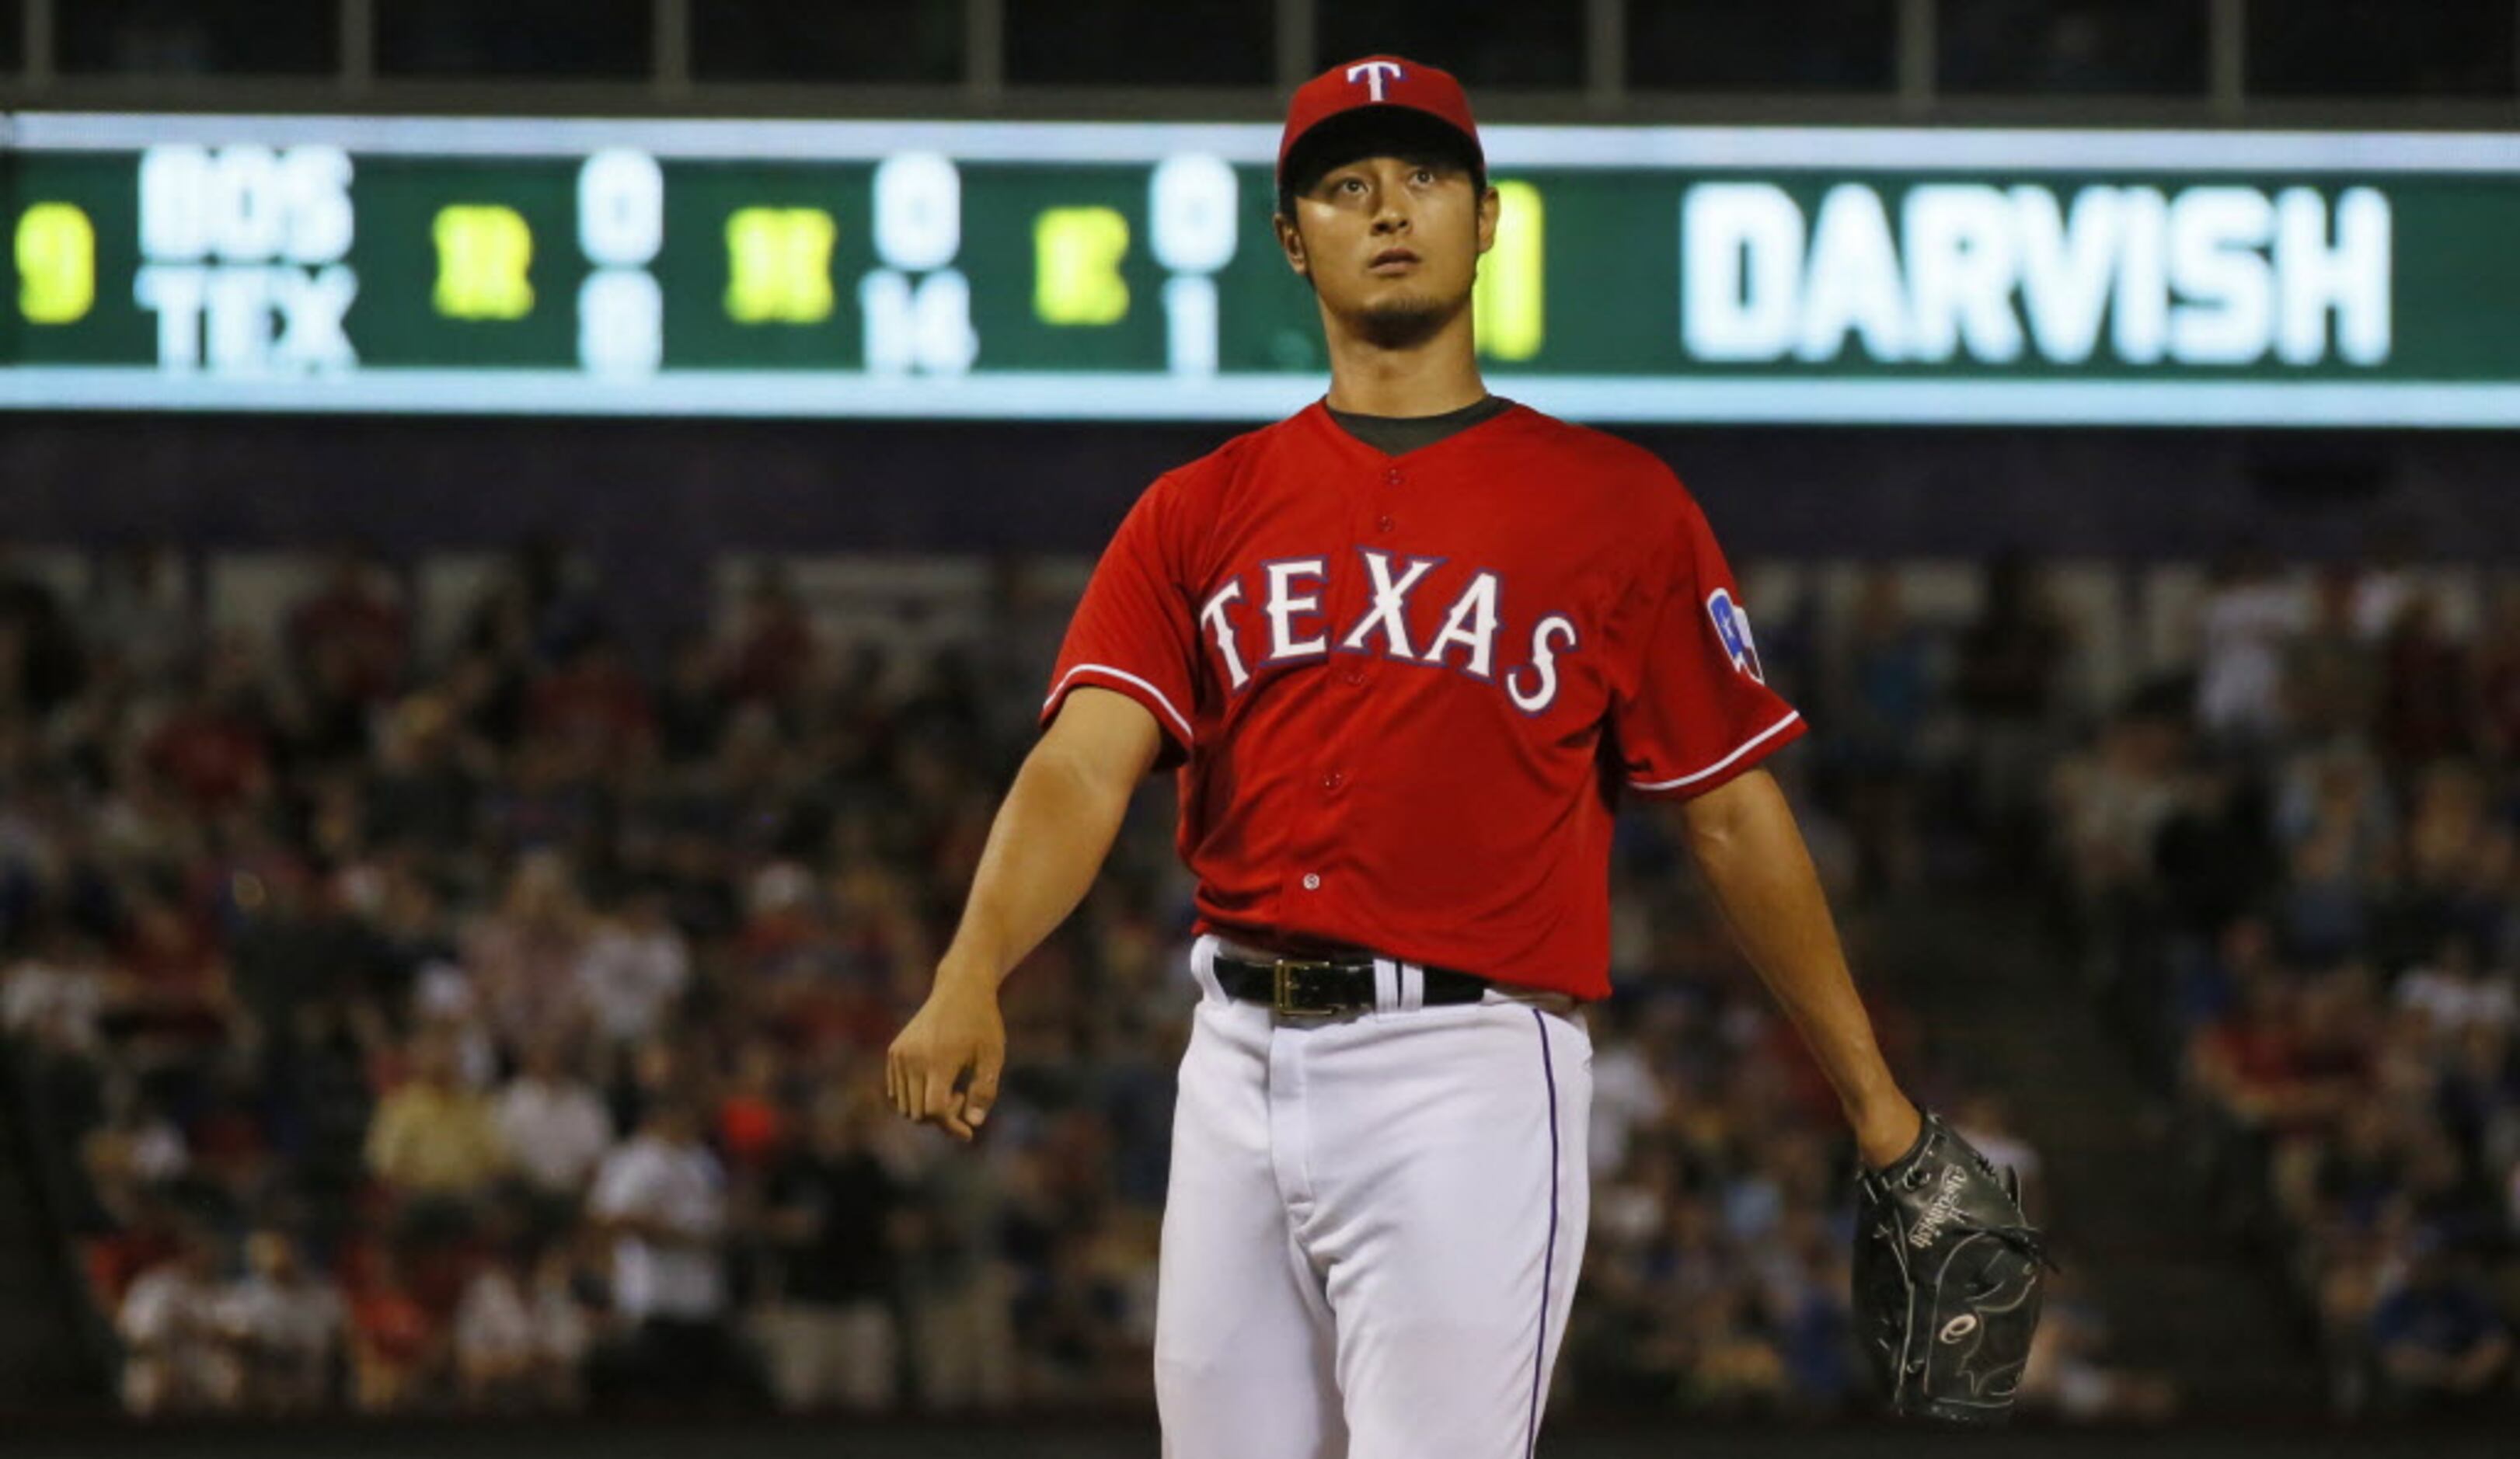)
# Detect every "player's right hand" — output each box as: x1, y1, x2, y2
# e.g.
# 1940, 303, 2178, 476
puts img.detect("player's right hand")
886, 978, 1005, 1143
